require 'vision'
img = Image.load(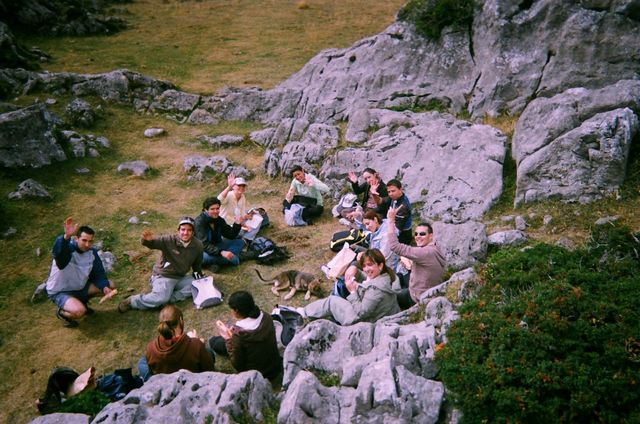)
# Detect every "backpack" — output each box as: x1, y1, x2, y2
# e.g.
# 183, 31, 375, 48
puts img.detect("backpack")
96, 368, 143, 401
37, 367, 80, 414
329, 228, 367, 252
250, 236, 291, 265
191, 276, 224, 309
284, 203, 307, 226
271, 305, 304, 346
